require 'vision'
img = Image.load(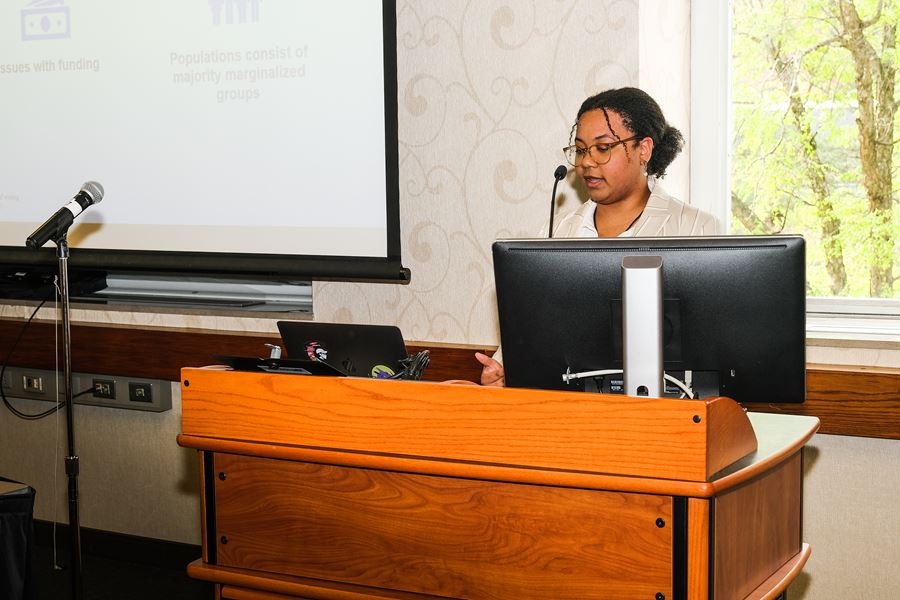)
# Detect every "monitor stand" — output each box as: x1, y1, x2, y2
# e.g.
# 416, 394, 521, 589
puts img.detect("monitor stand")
621, 256, 664, 397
